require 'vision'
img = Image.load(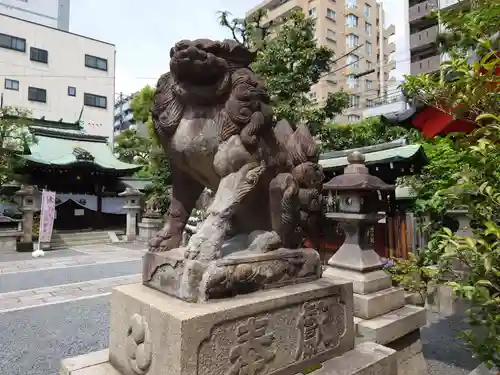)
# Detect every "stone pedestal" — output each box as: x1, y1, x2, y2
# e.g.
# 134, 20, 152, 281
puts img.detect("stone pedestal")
324, 263, 427, 375
61, 279, 393, 375
119, 188, 143, 242
138, 215, 163, 243
15, 185, 39, 250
